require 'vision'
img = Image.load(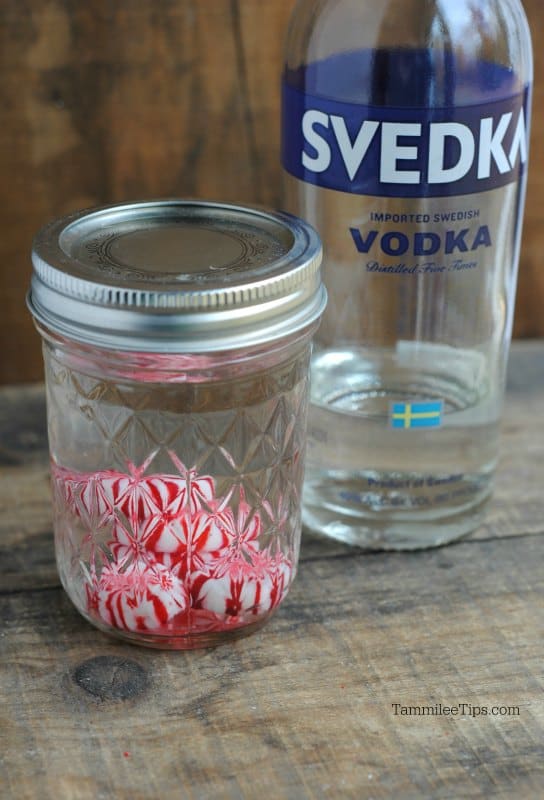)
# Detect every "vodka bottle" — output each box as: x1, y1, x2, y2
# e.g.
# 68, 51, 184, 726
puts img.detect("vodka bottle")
282, 0, 532, 549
